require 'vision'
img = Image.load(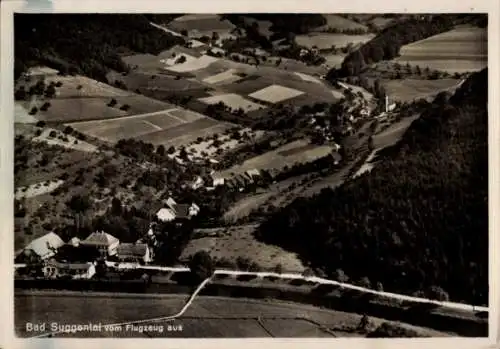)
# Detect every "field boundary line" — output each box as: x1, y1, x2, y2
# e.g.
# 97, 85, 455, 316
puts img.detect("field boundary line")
66, 108, 180, 126
29, 277, 212, 338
